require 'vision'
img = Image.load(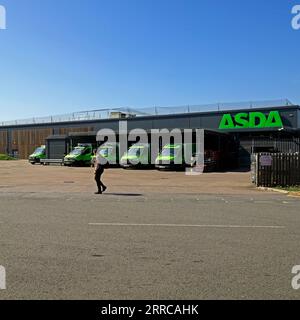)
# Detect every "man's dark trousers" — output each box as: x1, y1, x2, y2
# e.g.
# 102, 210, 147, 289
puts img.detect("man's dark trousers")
95, 167, 105, 192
